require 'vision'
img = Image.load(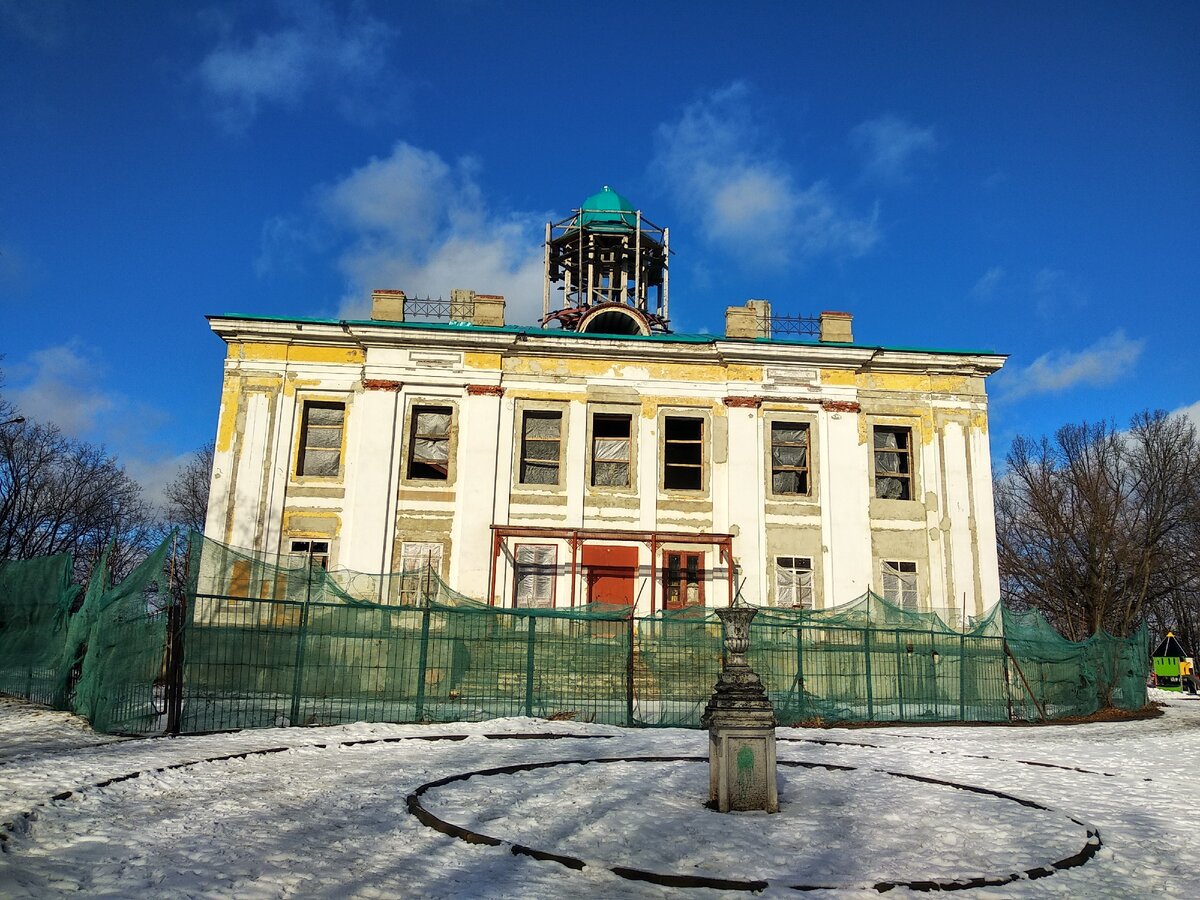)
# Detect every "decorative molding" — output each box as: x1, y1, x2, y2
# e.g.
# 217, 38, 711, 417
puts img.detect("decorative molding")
467, 384, 505, 397
723, 396, 763, 408
362, 379, 402, 392
822, 400, 861, 413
